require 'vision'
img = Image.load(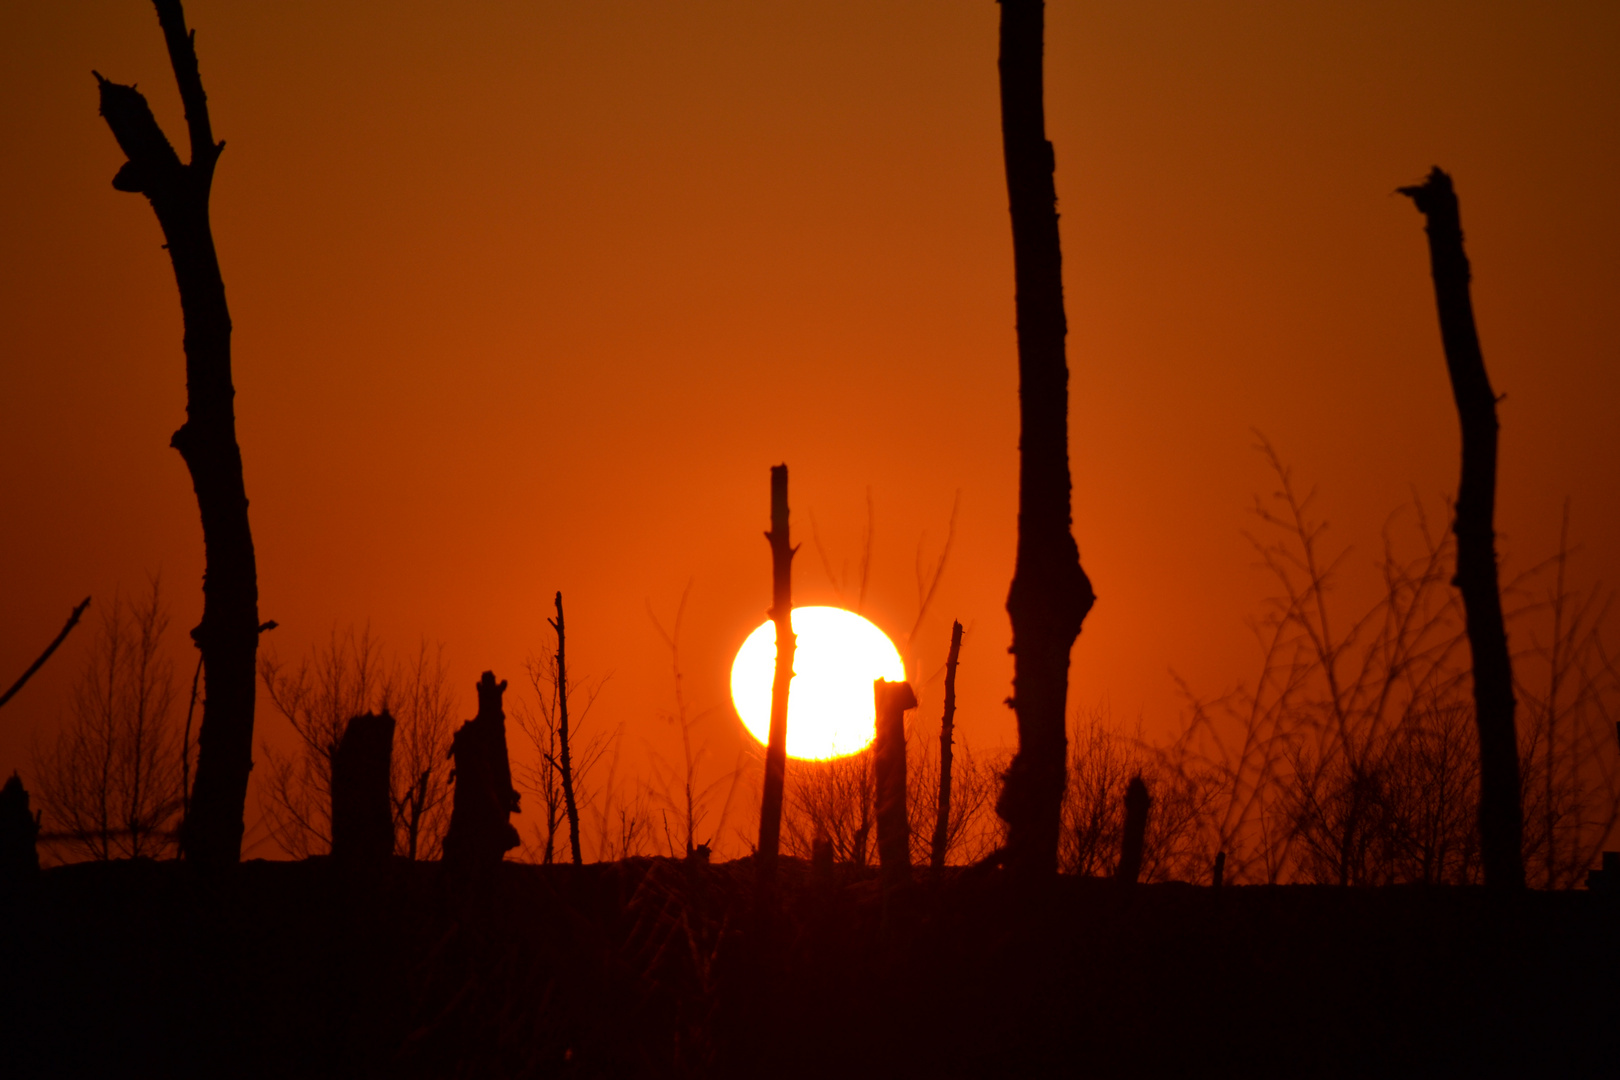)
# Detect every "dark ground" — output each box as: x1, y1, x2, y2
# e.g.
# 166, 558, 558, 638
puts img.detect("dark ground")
2, 857, 1614, 1078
